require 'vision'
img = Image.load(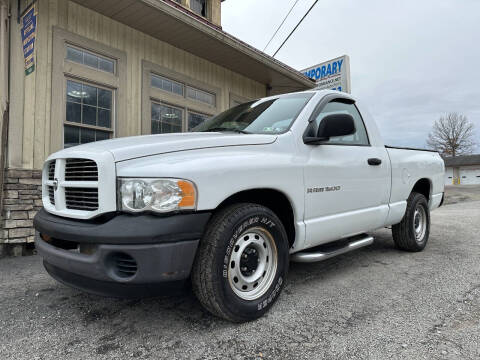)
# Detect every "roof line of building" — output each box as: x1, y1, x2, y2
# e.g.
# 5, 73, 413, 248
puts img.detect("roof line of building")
443, 154, 480, 167
144, 0, 315, 88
